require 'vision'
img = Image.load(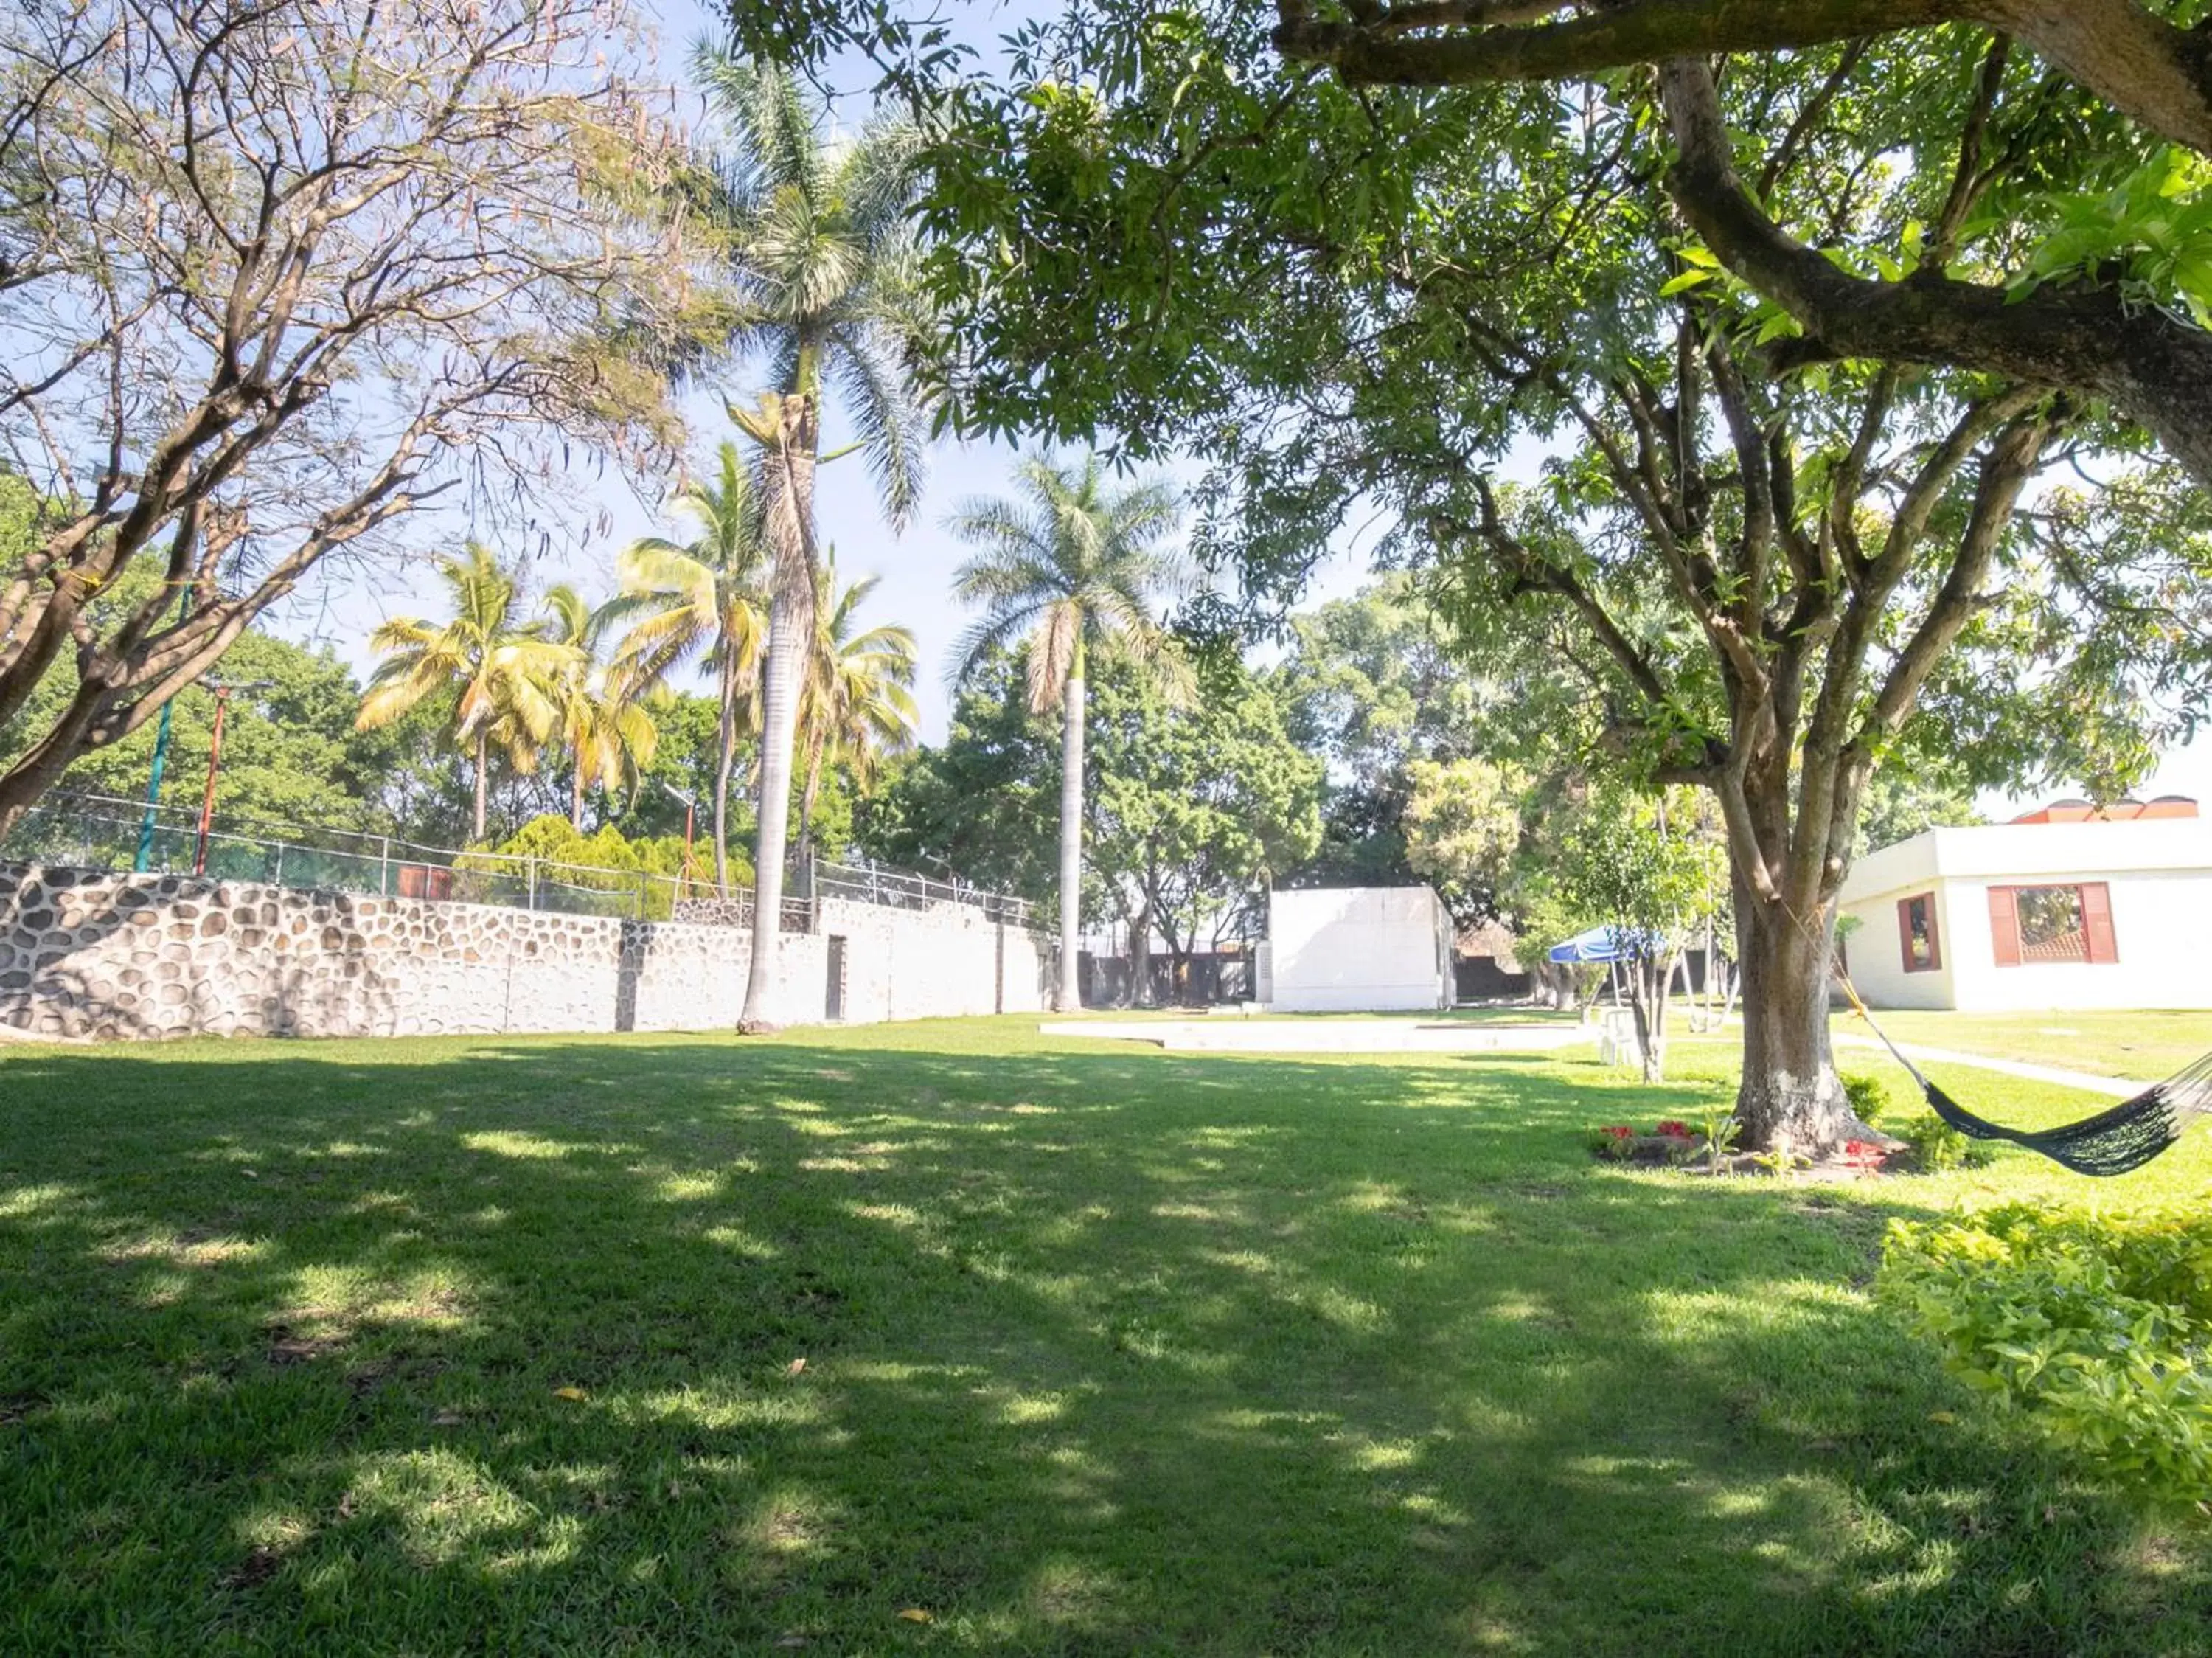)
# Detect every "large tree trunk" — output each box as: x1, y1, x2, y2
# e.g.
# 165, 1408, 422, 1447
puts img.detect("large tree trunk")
1732, 891, 1857, 1153
1128, 894, 1154, 1008
740, 392, 821, 1030
1054, 670, 1085, 1013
